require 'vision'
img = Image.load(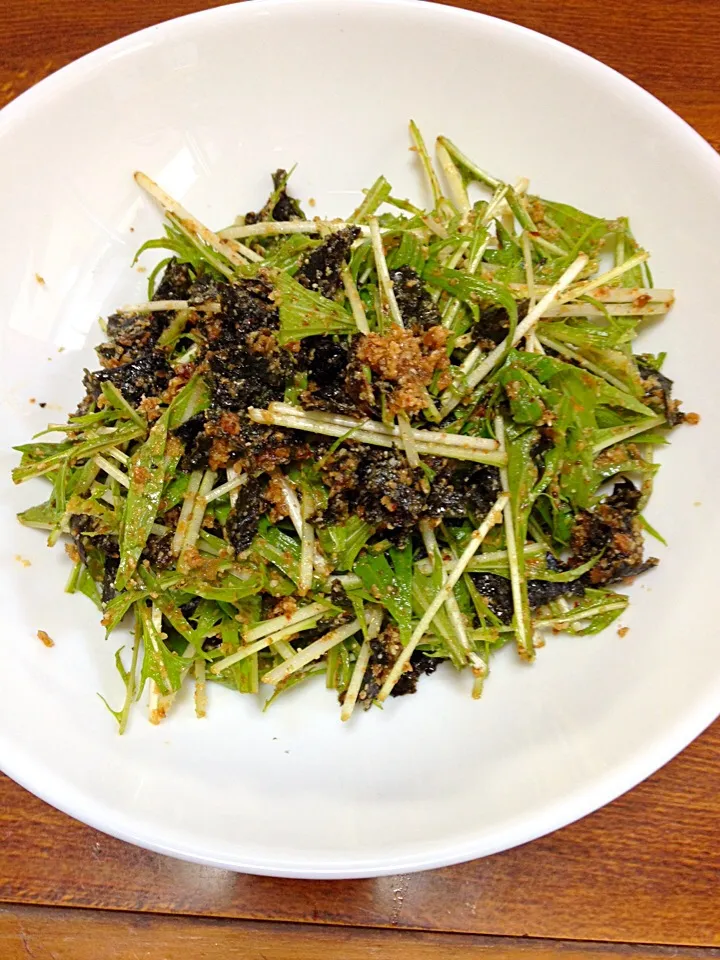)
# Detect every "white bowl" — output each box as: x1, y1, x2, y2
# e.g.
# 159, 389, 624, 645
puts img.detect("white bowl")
1, 0, 719, 879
